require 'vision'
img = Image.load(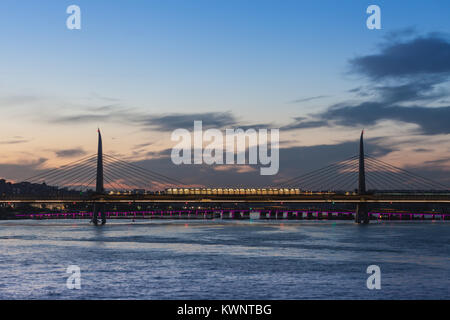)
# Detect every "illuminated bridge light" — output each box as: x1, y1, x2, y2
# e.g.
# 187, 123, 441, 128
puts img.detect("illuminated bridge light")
165, 187, 304, 196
